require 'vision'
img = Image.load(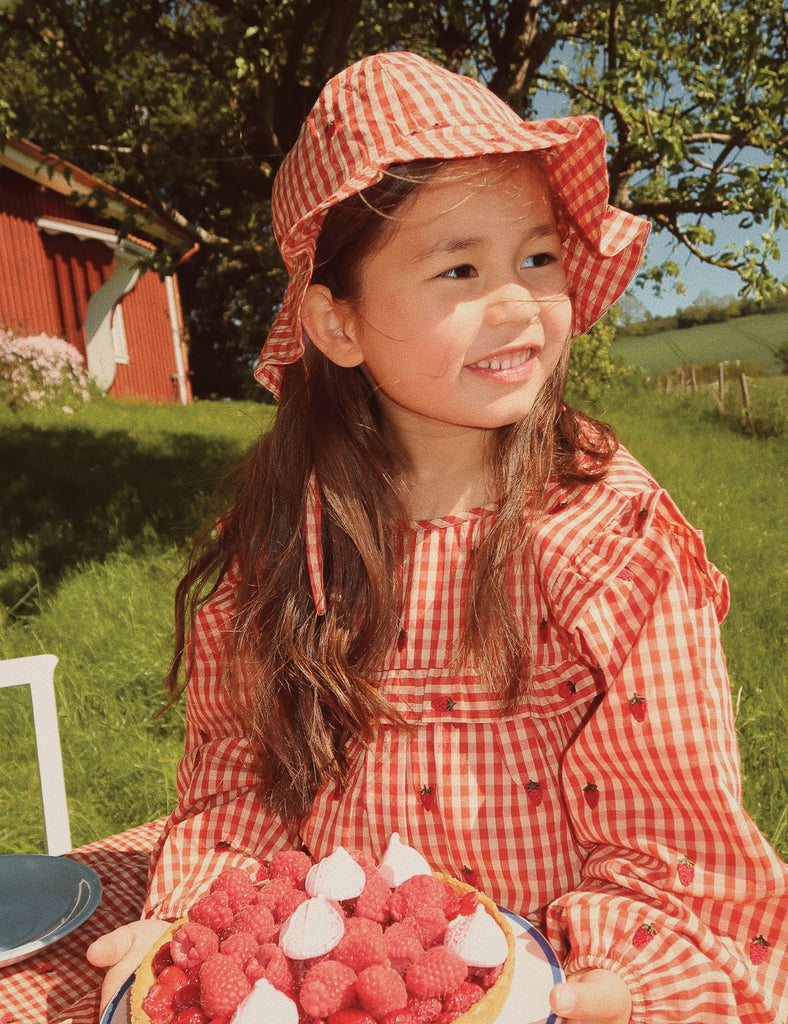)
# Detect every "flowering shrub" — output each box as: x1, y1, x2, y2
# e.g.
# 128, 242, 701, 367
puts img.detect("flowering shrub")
0, 330, 91, 410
